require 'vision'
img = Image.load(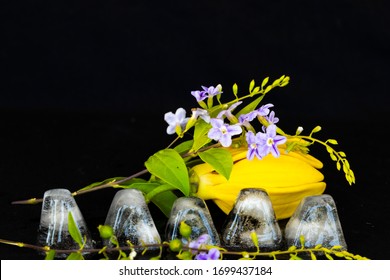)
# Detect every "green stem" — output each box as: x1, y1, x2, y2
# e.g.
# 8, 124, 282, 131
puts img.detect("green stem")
11, 169, 149, 205
0, 238, 368, 260
11, 141, 222, 205
166, 136, 181, 149
296, 135, 342, 161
